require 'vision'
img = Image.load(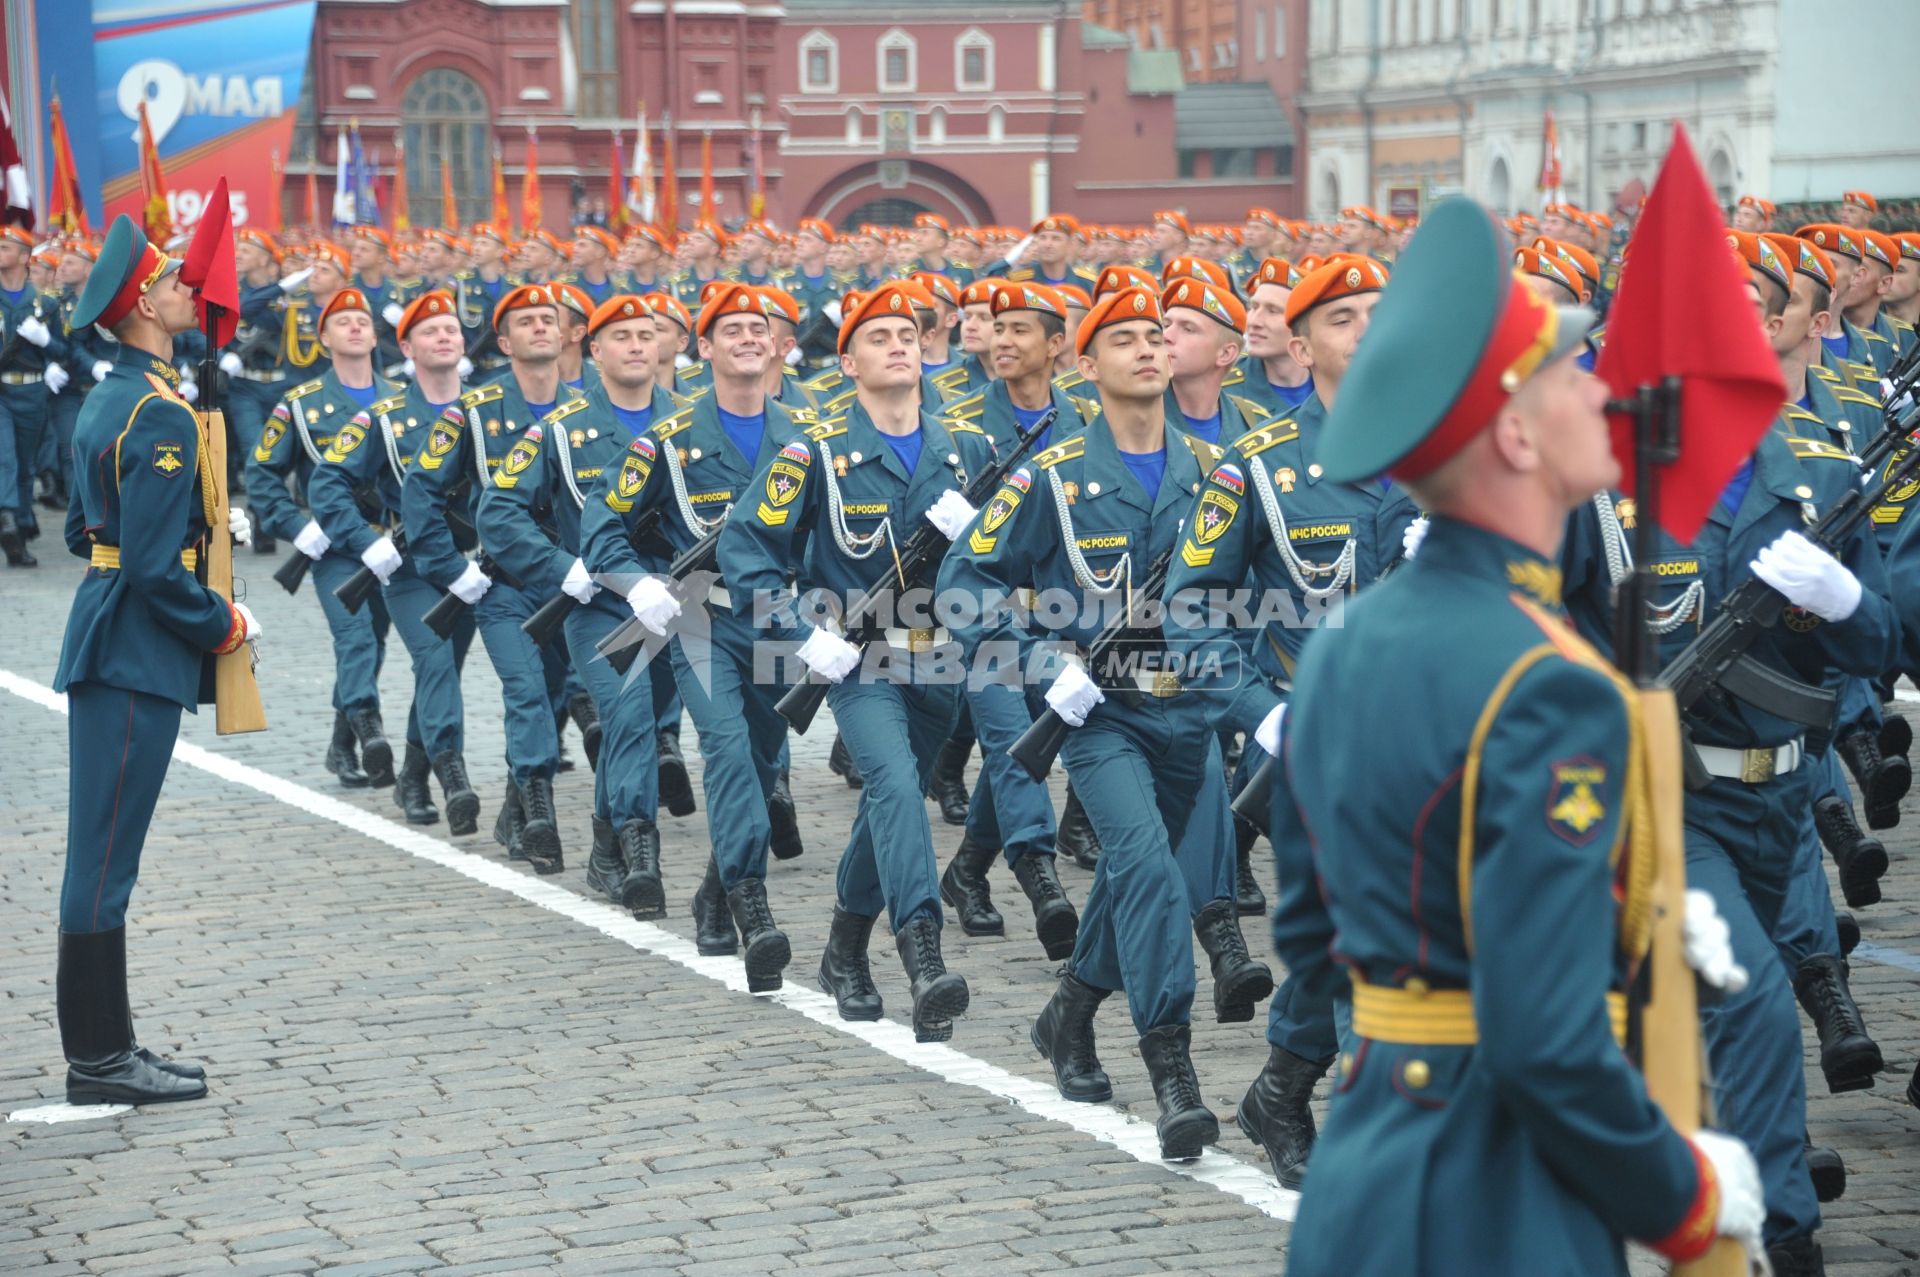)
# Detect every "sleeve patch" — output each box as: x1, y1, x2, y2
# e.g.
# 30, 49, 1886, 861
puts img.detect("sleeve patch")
606, 452, 653, 512
1545, 757, 1608, 846
255, 417, 287, 462
780, 441, 813, 465
152, 442, 187, 478
1194, 490, 1238, 544
1208, 462, 1245, 495
630, 436, 657, 460
323, 422, 367, 463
